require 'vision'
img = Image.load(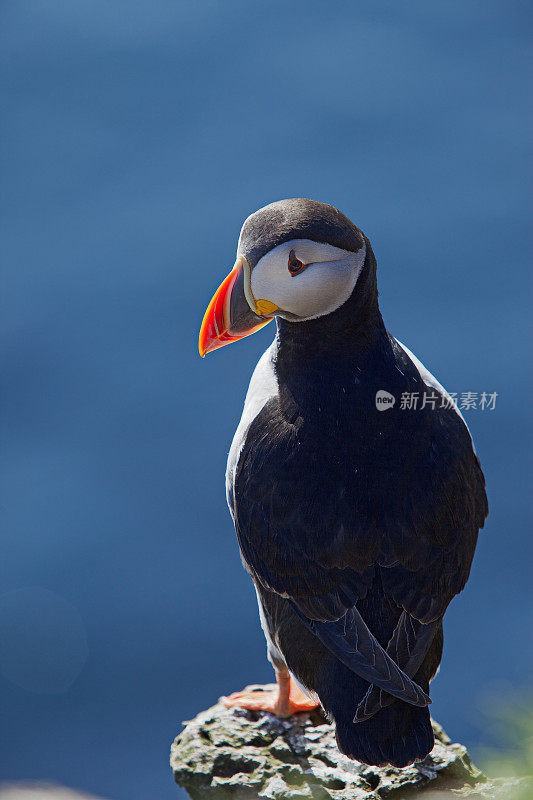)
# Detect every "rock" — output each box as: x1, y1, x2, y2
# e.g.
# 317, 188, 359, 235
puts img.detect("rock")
170, 684, 520, 800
